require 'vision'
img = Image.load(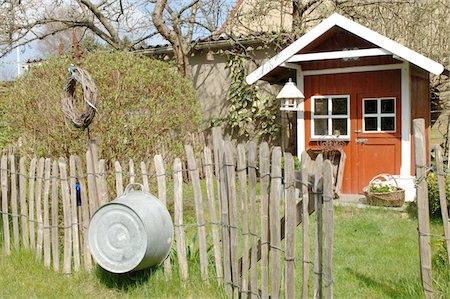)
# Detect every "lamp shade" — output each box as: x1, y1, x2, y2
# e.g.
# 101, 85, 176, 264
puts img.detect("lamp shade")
276, 79, 304, 100
276, 78, 304, 111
